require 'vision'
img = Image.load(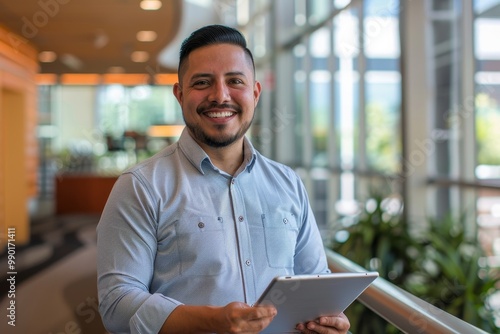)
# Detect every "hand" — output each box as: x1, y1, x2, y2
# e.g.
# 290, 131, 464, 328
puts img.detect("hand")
215, 301, 277, 334
160, 302, 276, 334
295, 313, 350, 334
